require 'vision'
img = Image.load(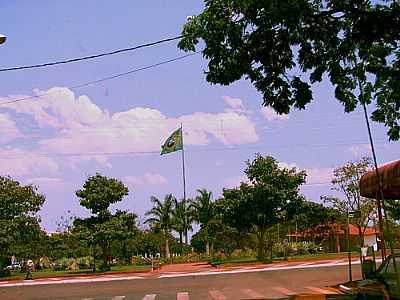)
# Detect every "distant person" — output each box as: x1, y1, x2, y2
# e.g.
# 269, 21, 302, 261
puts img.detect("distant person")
25, 260, 34, 280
